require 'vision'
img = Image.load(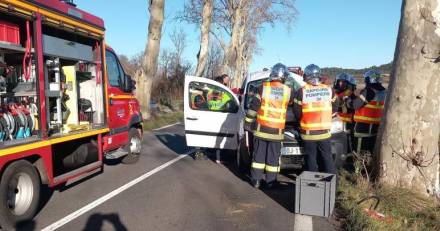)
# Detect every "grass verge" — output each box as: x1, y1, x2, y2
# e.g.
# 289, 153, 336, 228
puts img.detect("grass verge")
337, 170, 440, 230
143, 111, 183, 131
